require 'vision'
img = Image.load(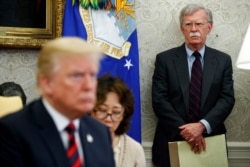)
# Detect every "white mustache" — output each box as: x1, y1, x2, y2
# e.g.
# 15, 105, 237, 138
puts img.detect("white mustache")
189, 32, 201, 37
